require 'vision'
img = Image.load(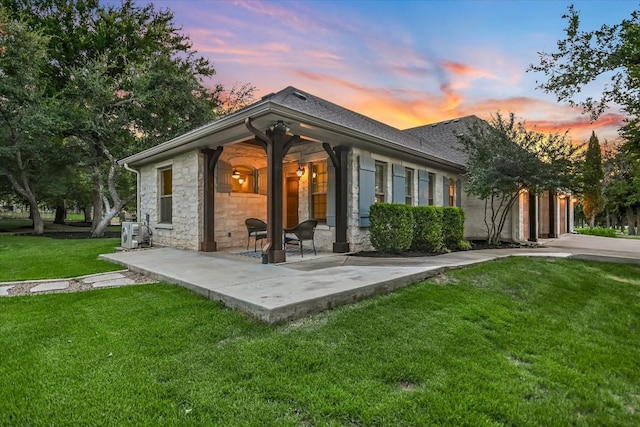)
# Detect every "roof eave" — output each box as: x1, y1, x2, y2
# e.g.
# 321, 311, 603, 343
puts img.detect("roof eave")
119, 101, 465, 172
